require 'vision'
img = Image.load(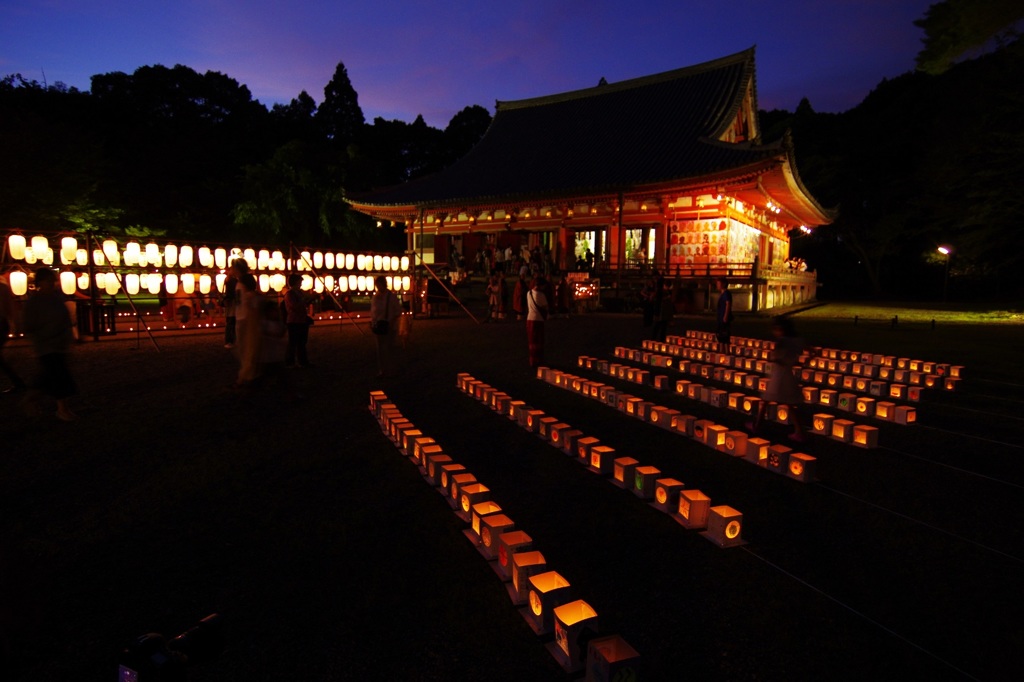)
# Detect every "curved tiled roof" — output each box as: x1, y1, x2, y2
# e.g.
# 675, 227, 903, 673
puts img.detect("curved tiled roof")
350, 47, 783, 209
